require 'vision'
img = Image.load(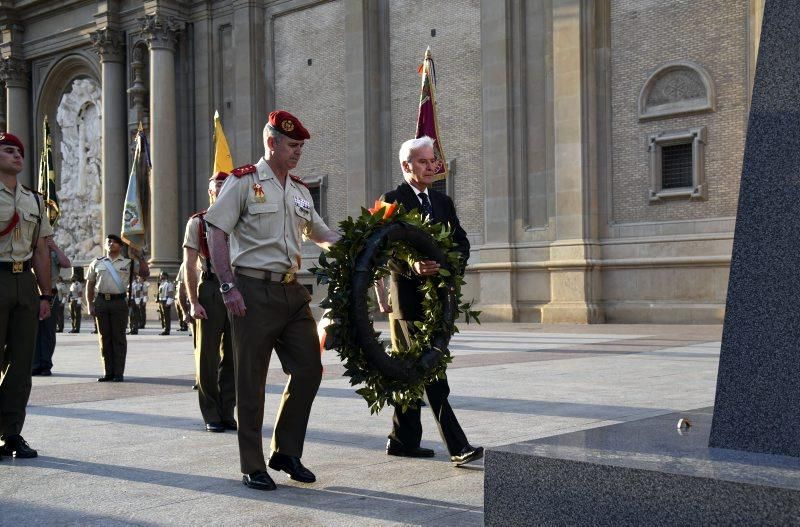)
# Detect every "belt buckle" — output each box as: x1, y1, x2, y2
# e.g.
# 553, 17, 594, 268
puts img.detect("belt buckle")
12, 261, 22, 273
281, 273, 295, 284
104, 293, 111, 300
